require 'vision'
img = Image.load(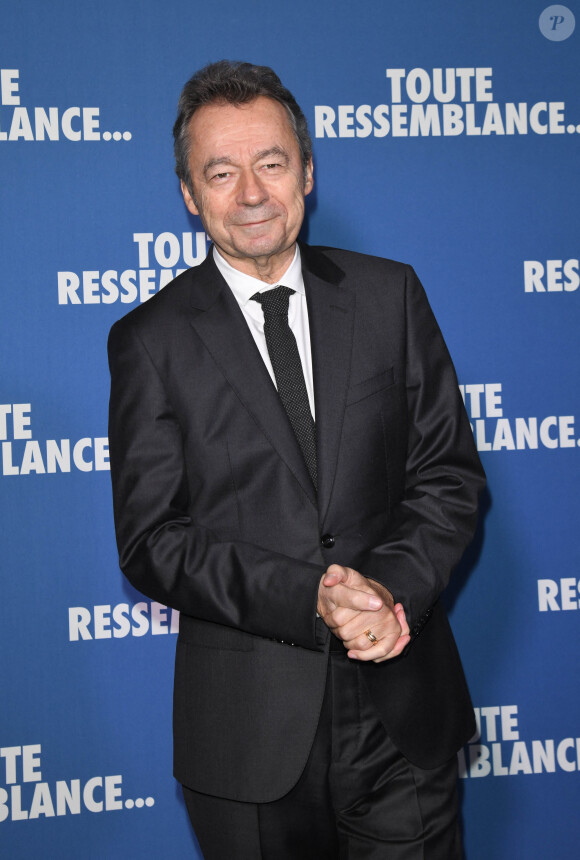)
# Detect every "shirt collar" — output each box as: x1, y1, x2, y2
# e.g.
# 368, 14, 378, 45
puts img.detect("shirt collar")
213, 244, 304, 306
